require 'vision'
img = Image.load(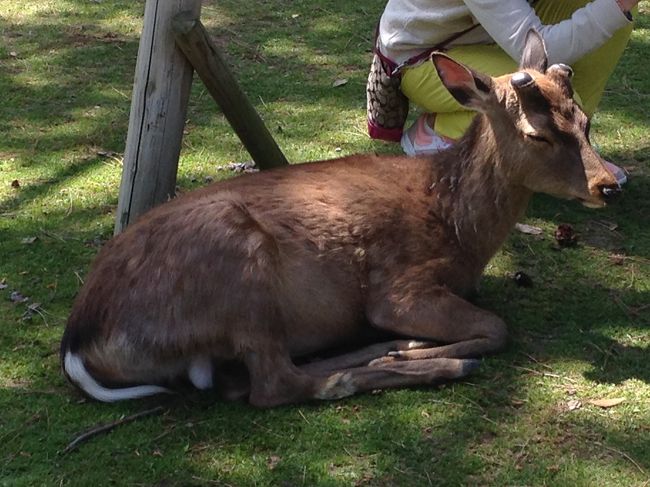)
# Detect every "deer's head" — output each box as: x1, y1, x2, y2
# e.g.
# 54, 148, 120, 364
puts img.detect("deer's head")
431, 30, 621, 208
